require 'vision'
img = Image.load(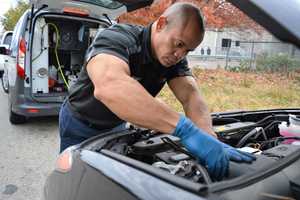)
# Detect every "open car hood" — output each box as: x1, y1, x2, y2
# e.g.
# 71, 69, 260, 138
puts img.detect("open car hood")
30, 0, 153, 19
228, 0, 300, 49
